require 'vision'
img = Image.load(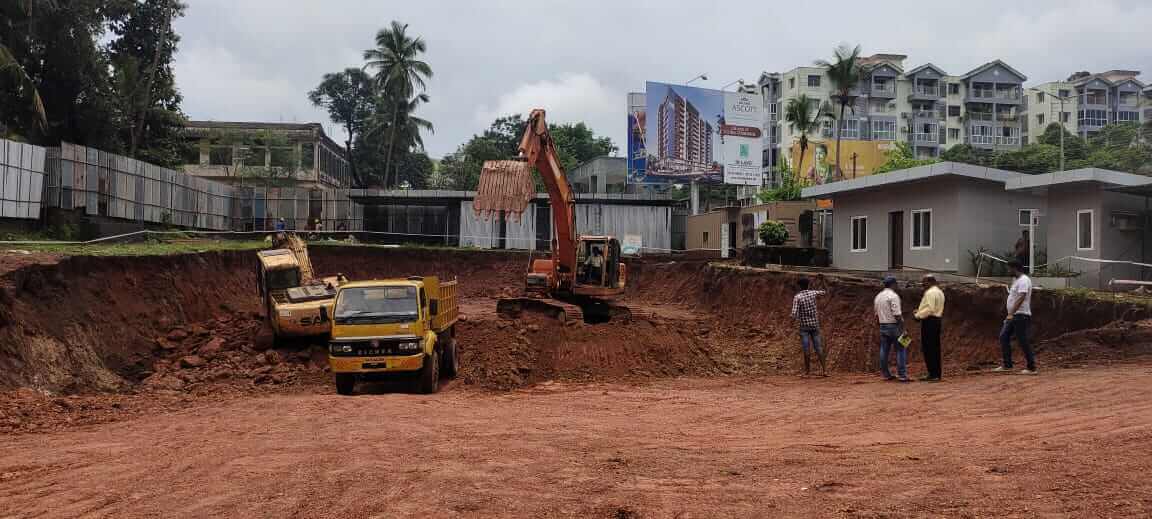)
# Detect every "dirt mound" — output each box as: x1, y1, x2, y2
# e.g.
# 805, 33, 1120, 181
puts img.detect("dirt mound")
1037, 319, 1152, 366
626, 261, 1152, 374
